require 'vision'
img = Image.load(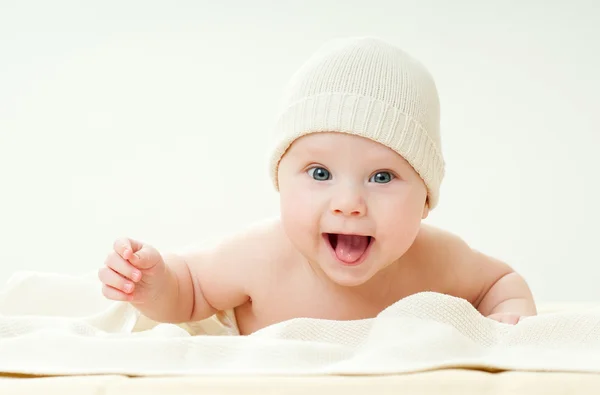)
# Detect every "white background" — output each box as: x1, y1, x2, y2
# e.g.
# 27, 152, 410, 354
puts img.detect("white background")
1, 1, 598, 303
